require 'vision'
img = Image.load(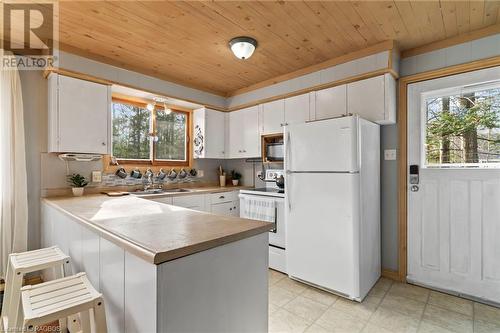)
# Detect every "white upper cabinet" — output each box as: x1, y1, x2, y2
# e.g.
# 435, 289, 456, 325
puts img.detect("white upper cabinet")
48, 74, 111, 154
261, 99, 285, 135
228, 106, 260, 158
193, 107, 225, 159
284, 93, 310, 126
347, 74, 396, 124
311, 85, 347, 121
